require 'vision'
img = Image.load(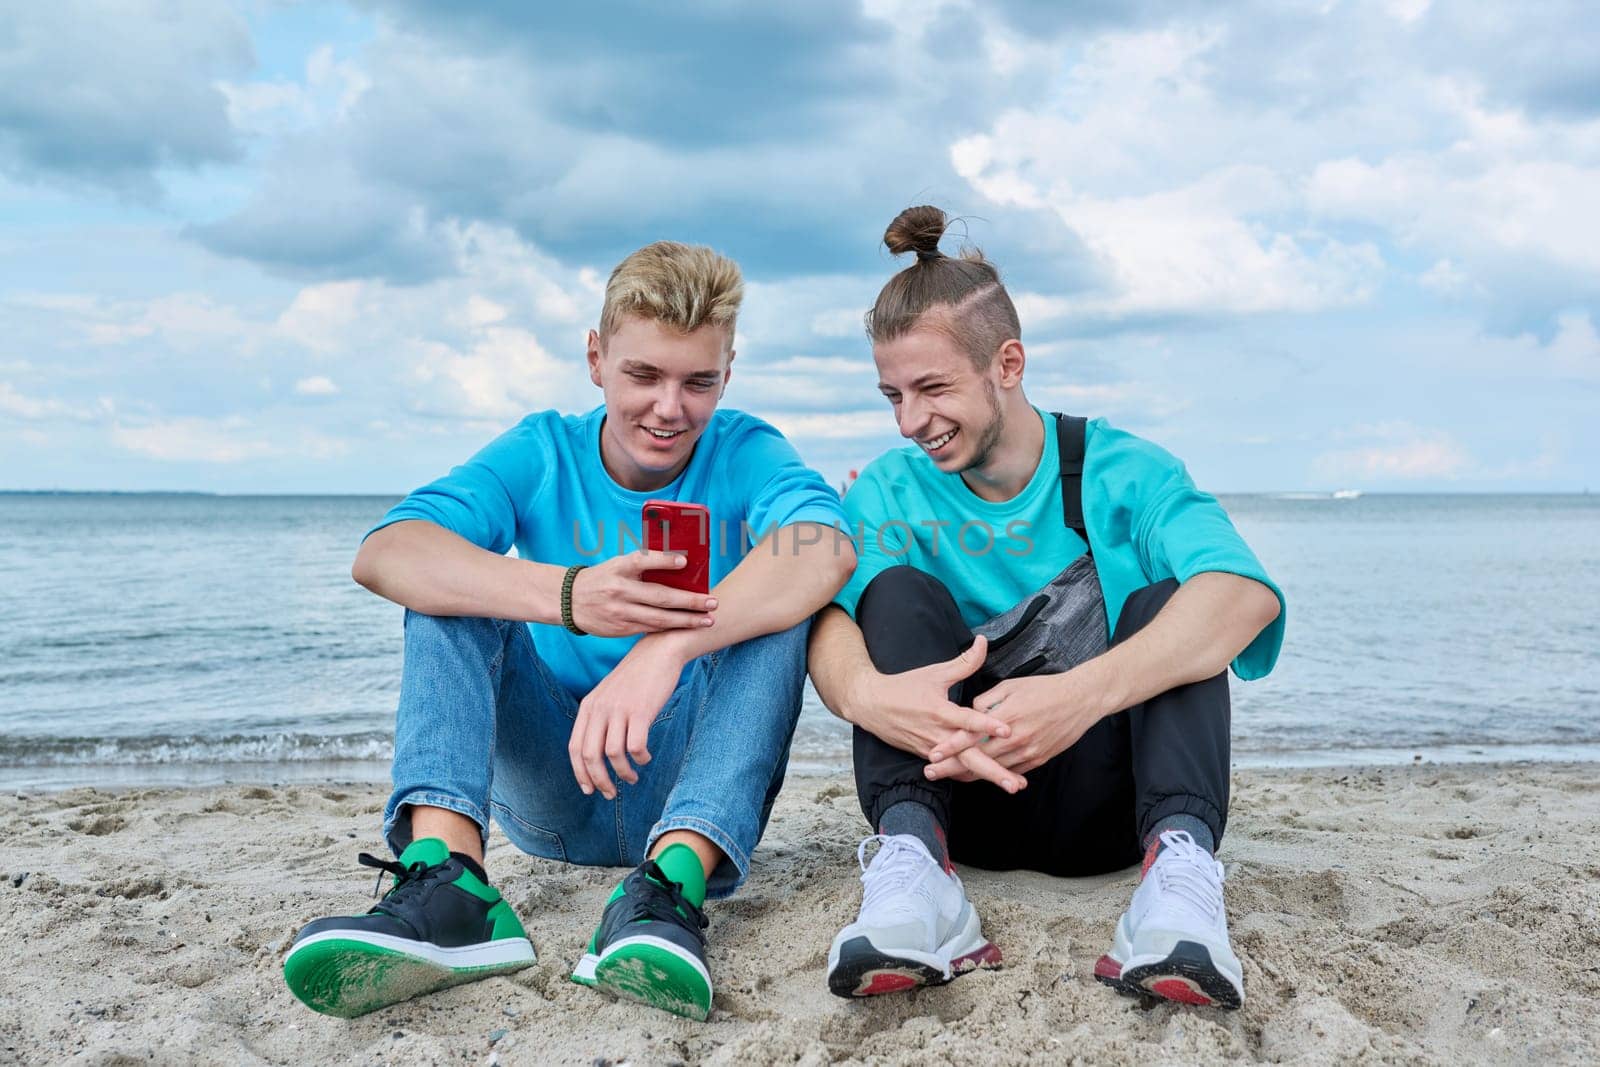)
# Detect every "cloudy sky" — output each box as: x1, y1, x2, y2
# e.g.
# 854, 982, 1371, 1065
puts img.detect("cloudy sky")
2, 0, 1596, 494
